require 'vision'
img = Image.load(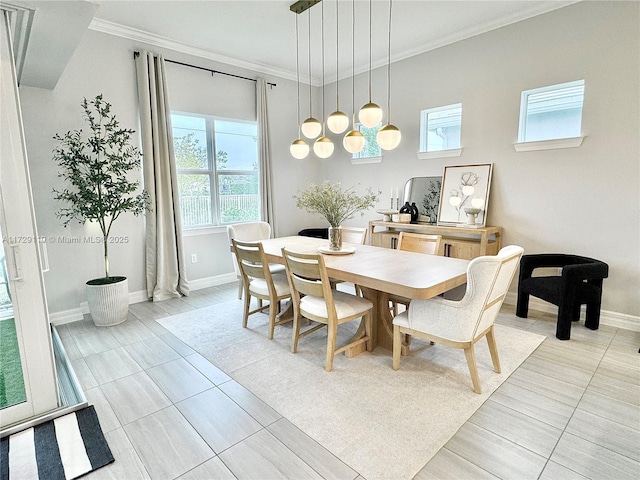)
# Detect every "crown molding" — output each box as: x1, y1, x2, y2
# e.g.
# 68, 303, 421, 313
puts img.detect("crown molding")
89, 18, 304, 85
